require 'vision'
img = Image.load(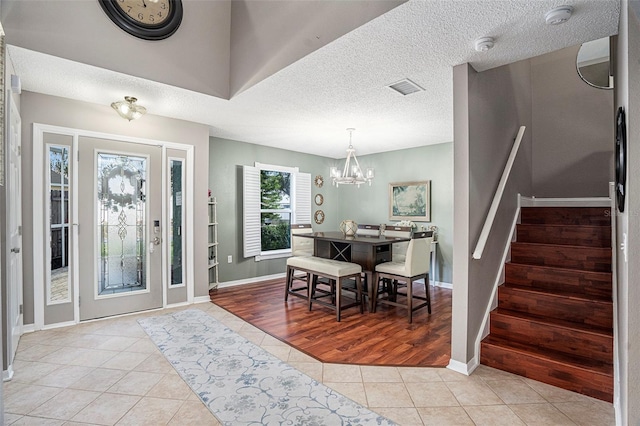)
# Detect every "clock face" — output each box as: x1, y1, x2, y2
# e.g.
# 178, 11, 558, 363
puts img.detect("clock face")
99, 0, 183, 40
115, 0, 172, 26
